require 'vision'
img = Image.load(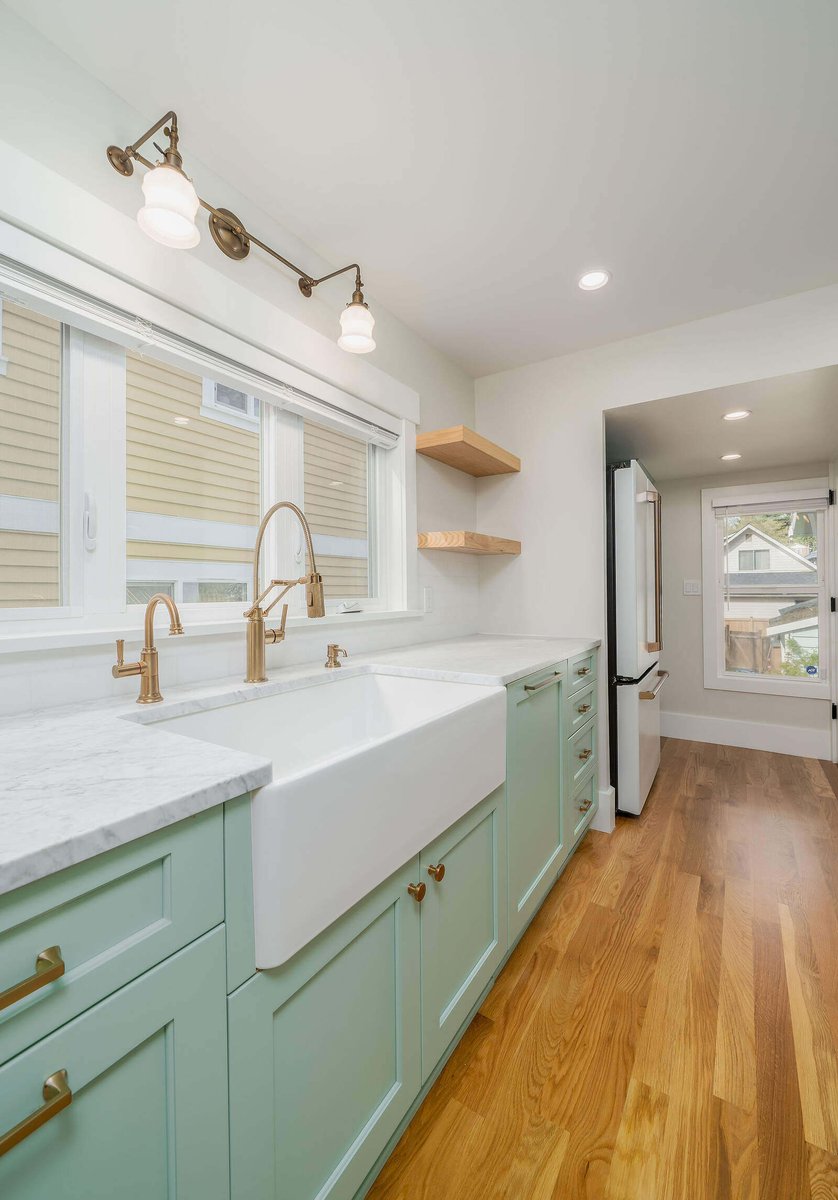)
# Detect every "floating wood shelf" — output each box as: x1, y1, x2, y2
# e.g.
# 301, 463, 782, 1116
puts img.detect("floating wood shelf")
416, 426, 520, 477
418, 531, 521, 556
